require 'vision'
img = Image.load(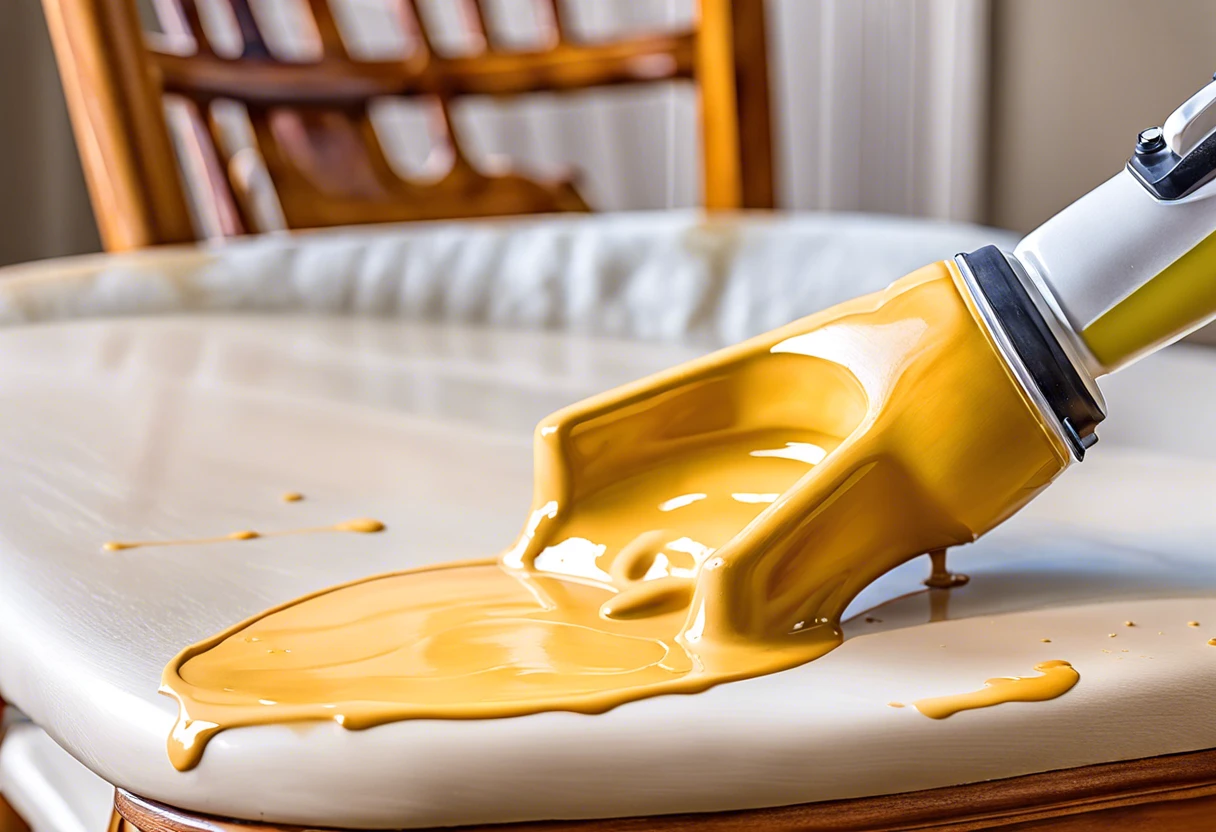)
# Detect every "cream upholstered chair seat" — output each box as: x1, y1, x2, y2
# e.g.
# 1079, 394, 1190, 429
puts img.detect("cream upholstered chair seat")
1, 214, 1214, 829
